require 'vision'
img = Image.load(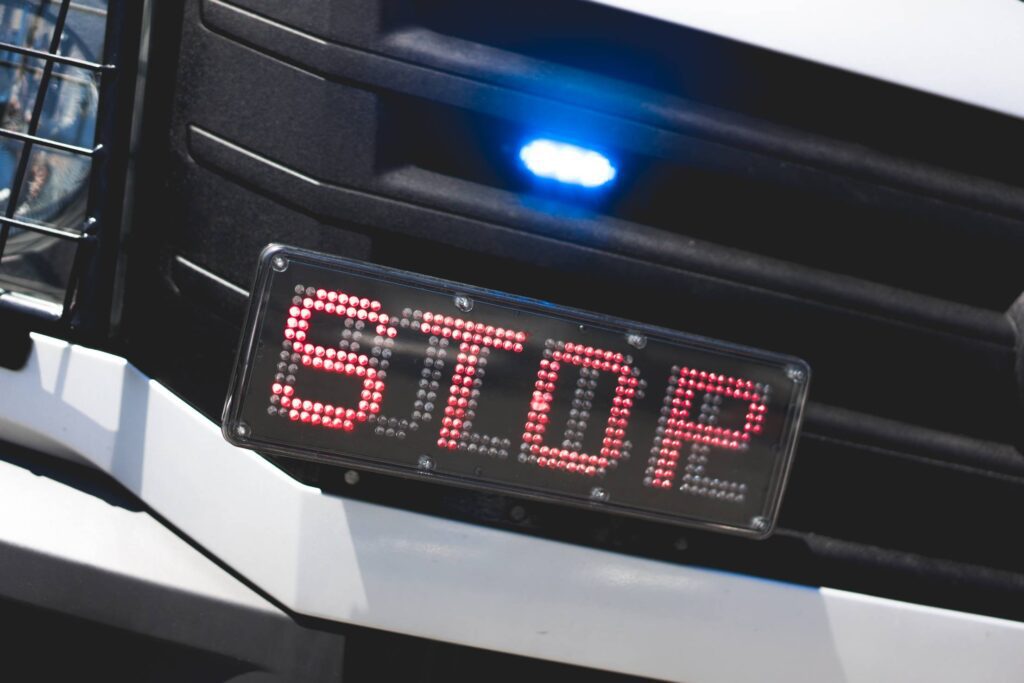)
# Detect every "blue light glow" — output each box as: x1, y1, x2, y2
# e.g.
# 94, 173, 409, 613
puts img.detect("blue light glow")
518, 138, 617, 189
